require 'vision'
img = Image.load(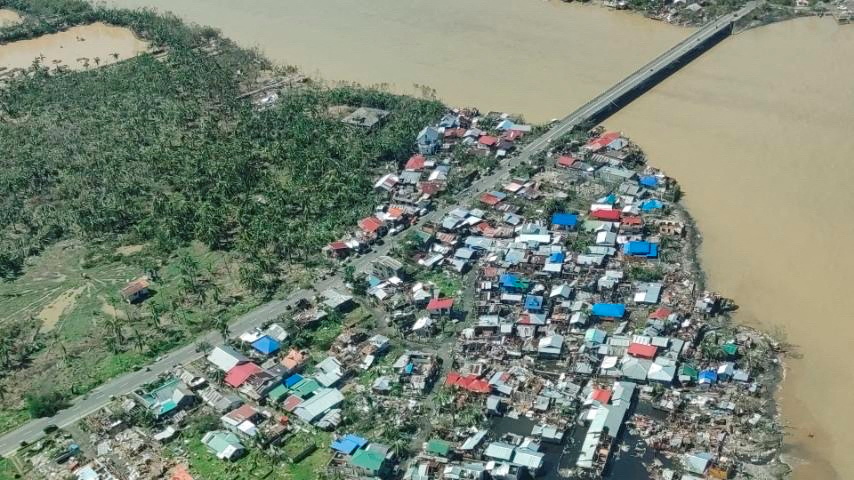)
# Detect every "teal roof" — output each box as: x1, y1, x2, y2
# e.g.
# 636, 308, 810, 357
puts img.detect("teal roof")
350, 448, 386, 473
268, 383, 288, 402
204, 431, 243, 454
